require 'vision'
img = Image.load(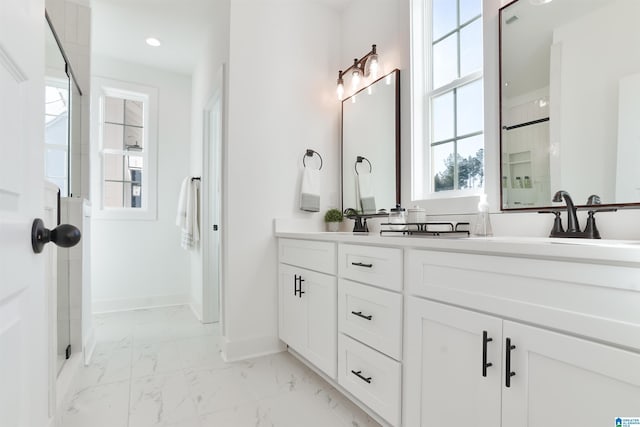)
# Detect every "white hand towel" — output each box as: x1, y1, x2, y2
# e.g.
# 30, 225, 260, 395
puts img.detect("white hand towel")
176, 177, 200, 250
300, 168, 320, 212
176, 177, 189, 227
357, 172, 376, 214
